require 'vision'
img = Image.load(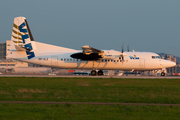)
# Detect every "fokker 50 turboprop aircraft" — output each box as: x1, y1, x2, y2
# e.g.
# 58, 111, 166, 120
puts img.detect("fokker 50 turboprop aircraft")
6, 17, 176, 76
